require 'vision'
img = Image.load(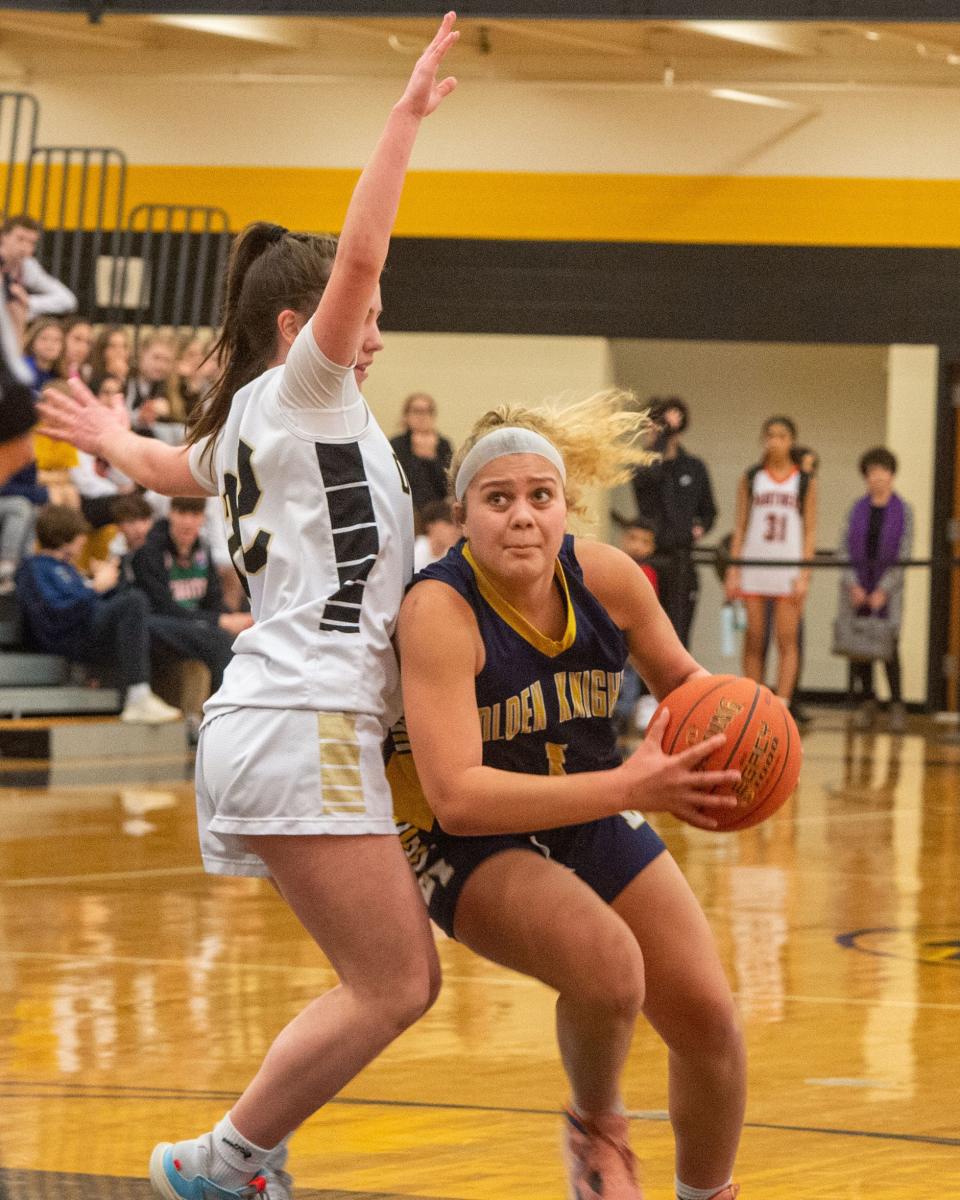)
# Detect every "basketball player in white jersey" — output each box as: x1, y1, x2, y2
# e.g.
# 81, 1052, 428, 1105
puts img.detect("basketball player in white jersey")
724, 415, 817, 708
37, 14, 460, 1199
